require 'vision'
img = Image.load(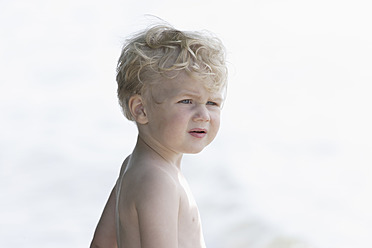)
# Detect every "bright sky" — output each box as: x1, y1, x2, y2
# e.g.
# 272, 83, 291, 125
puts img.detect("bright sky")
1, 0, 372, 247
